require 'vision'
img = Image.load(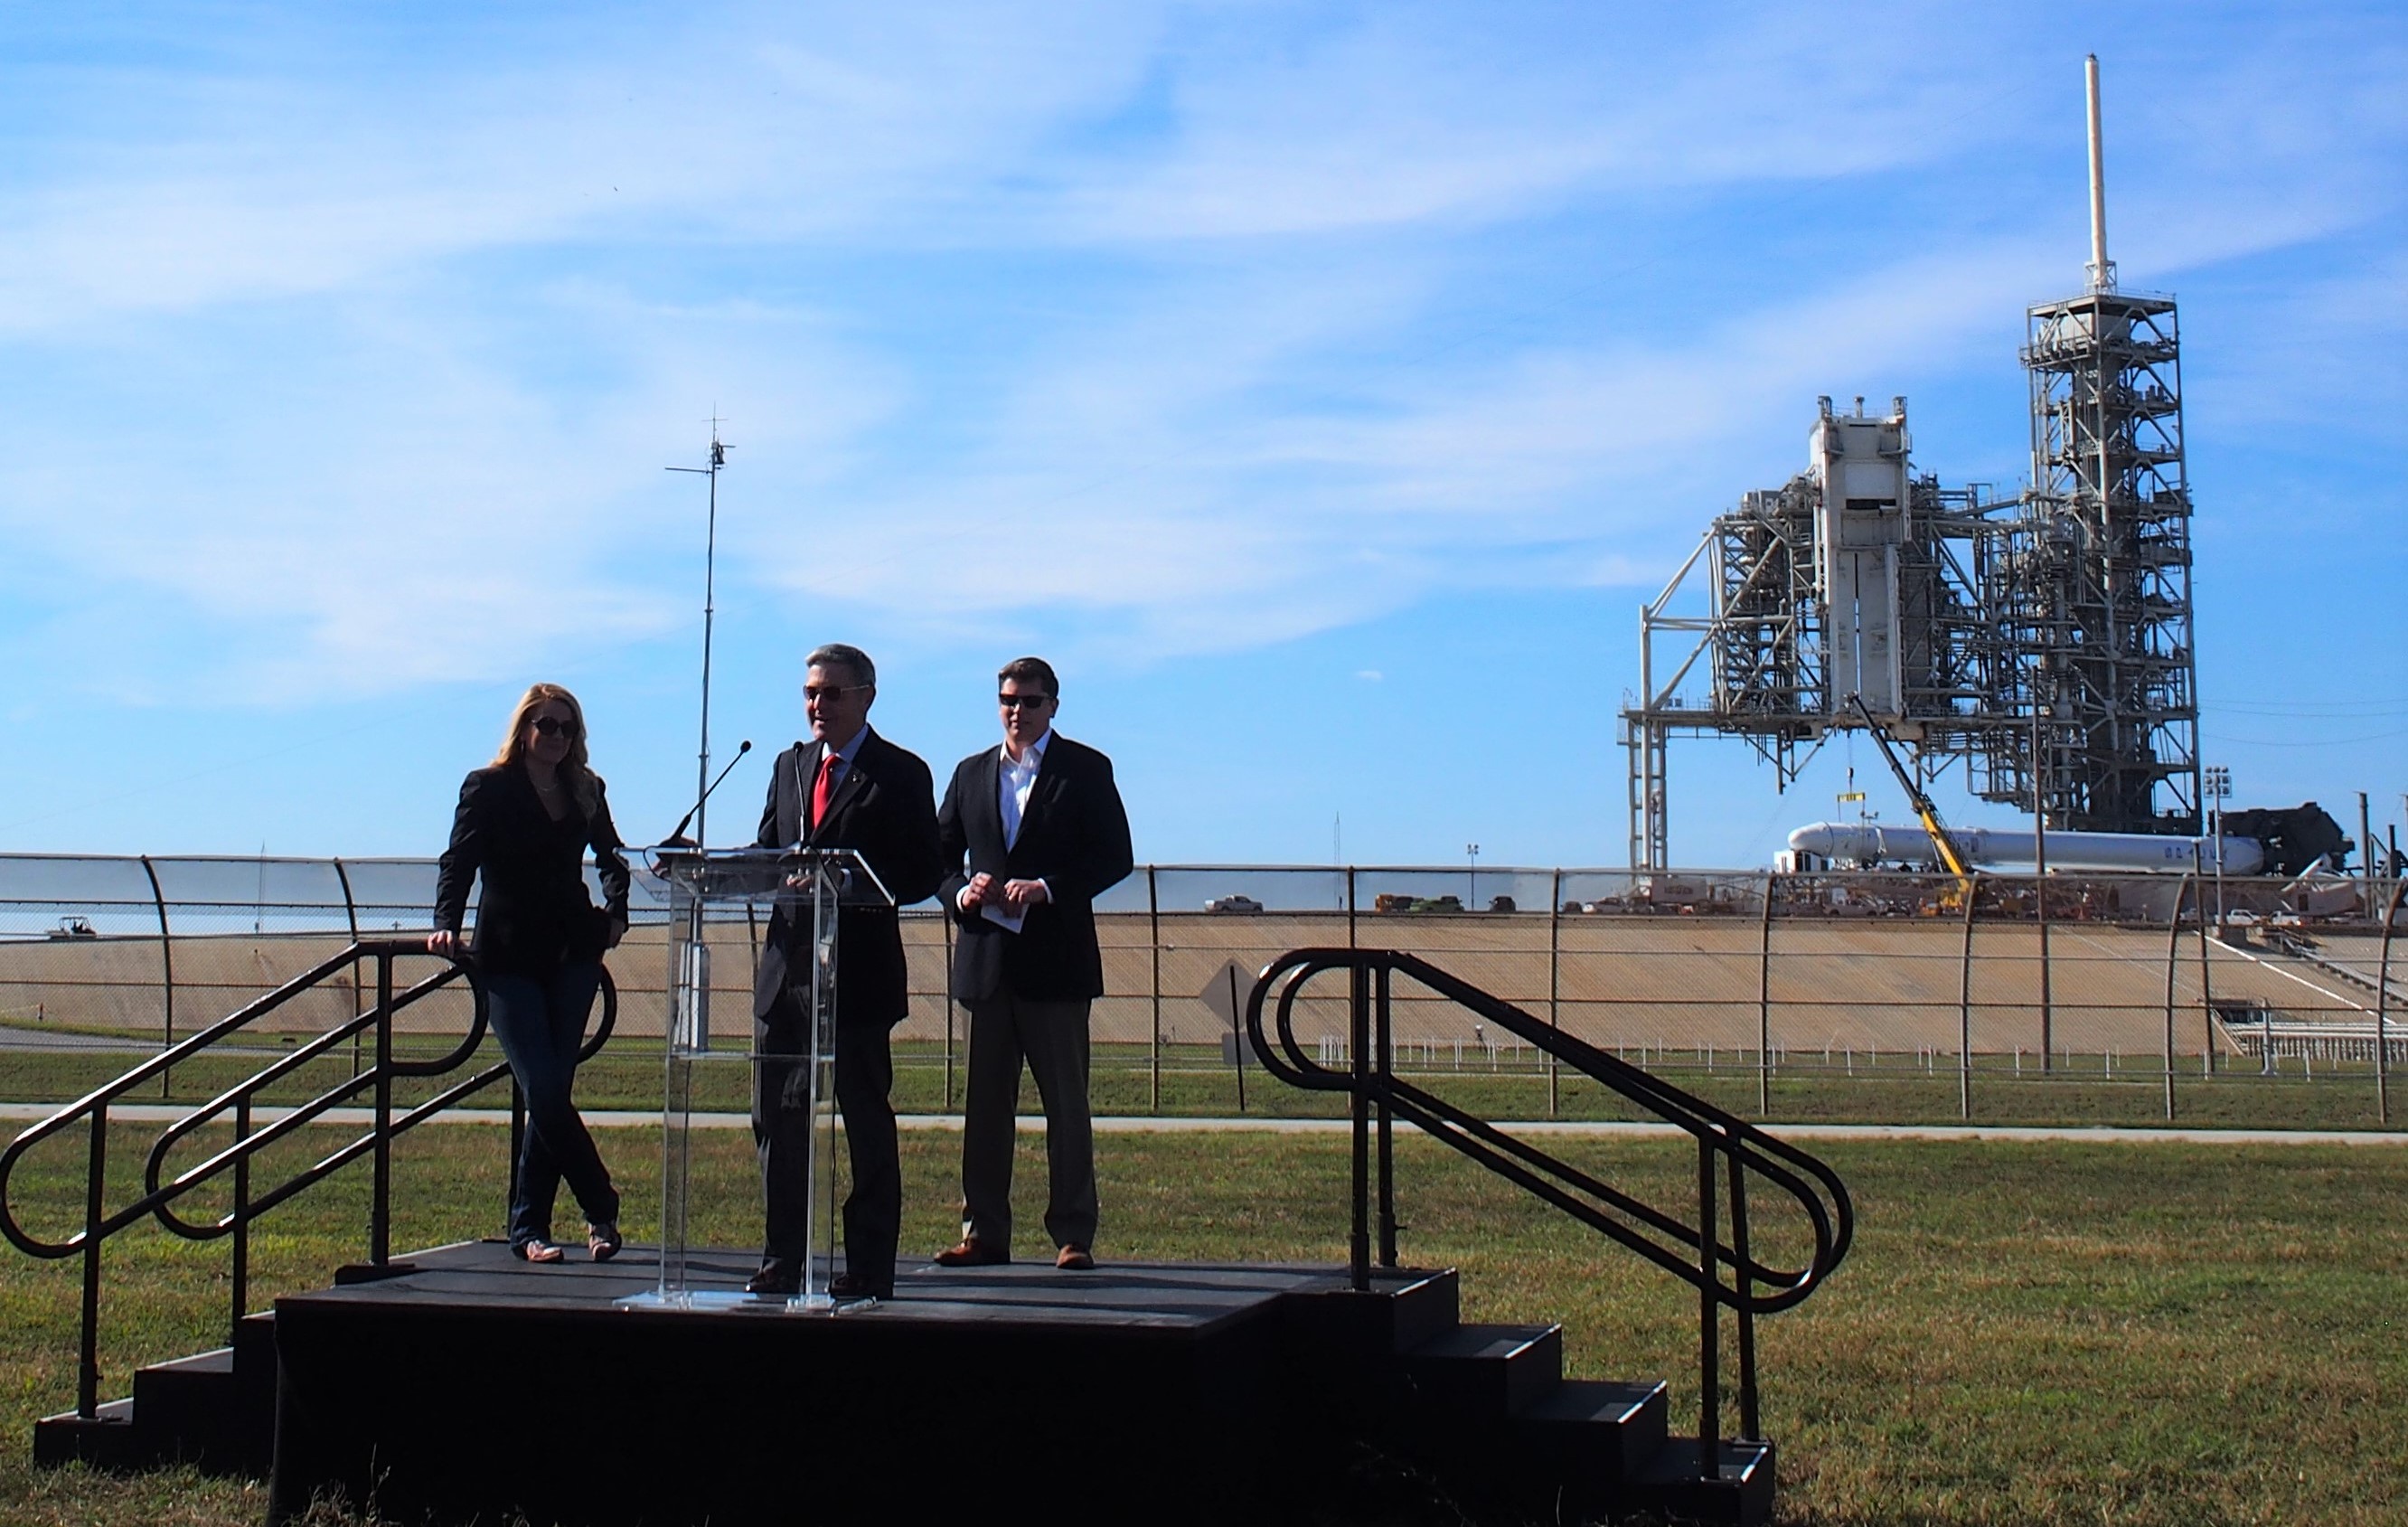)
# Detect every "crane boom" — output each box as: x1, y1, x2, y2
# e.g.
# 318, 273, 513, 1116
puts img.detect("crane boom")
1847, 694, 1972, 882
